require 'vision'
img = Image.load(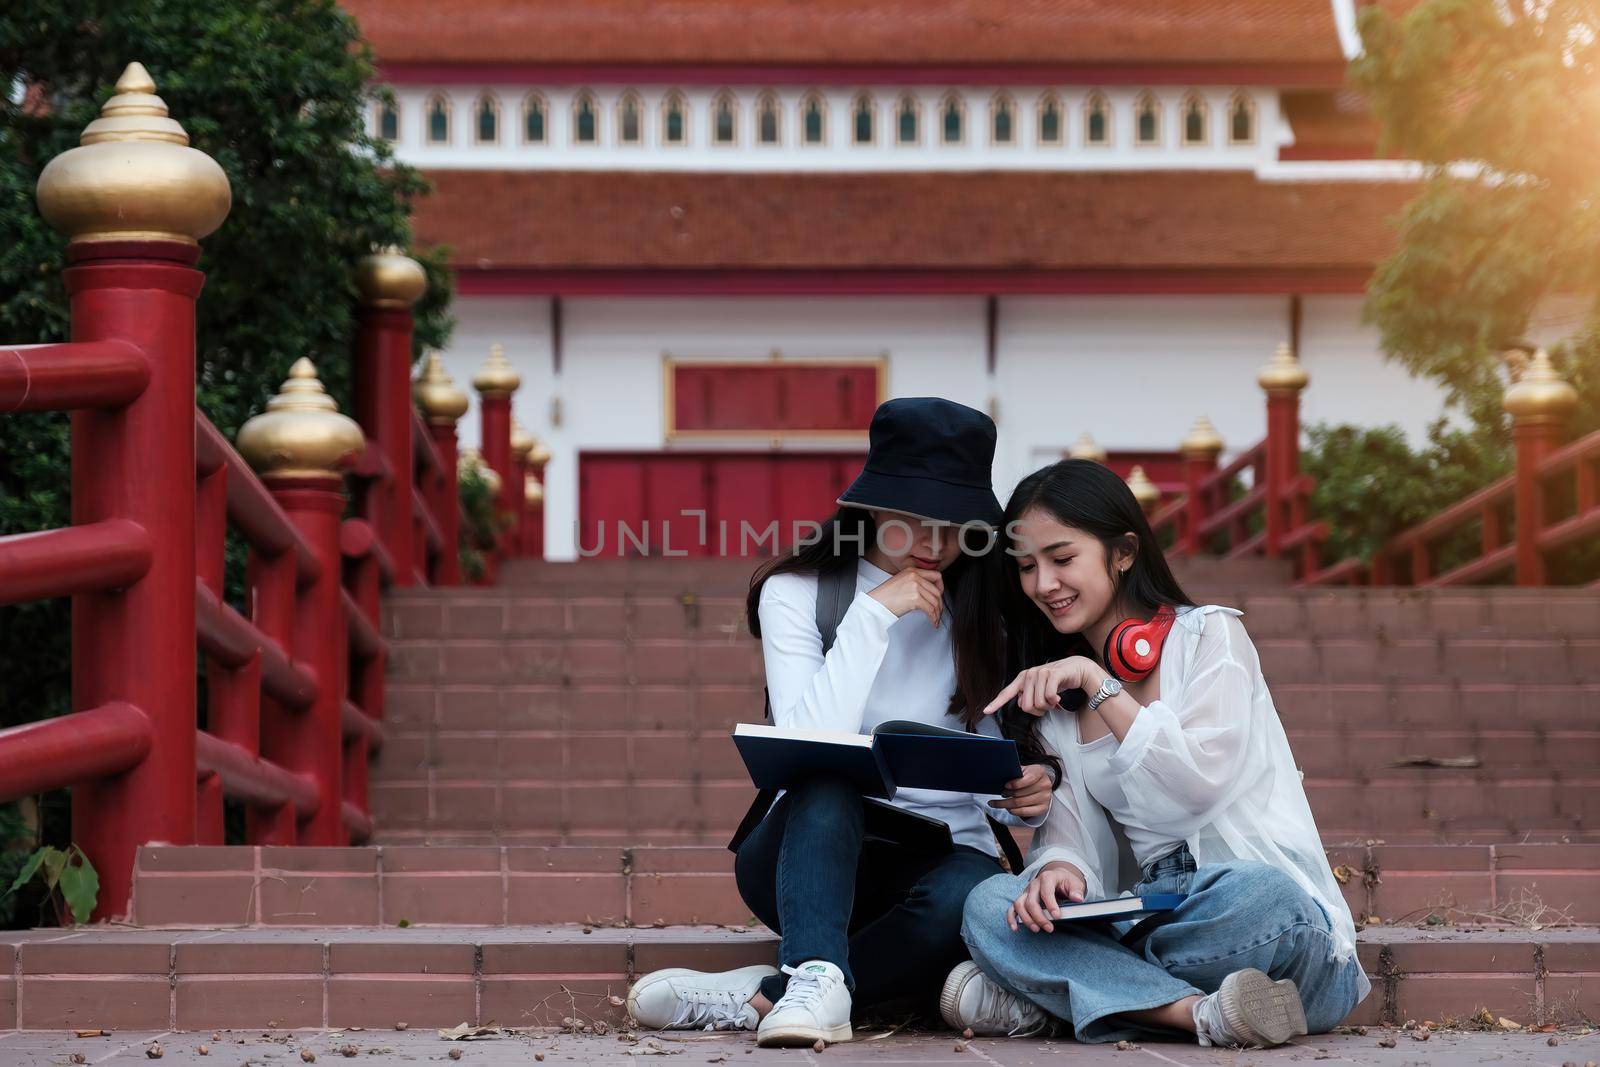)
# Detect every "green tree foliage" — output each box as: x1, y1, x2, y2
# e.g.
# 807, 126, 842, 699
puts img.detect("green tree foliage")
0, 1, 453, 876
1351, 0, 1600, 435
